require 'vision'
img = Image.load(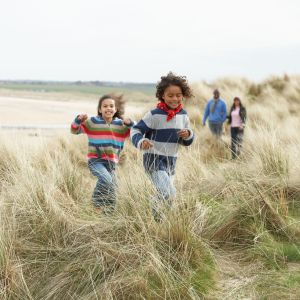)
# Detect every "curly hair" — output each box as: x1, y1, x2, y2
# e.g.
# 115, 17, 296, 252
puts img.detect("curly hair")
156, 72, 193, 101
97, 94, 125, 119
